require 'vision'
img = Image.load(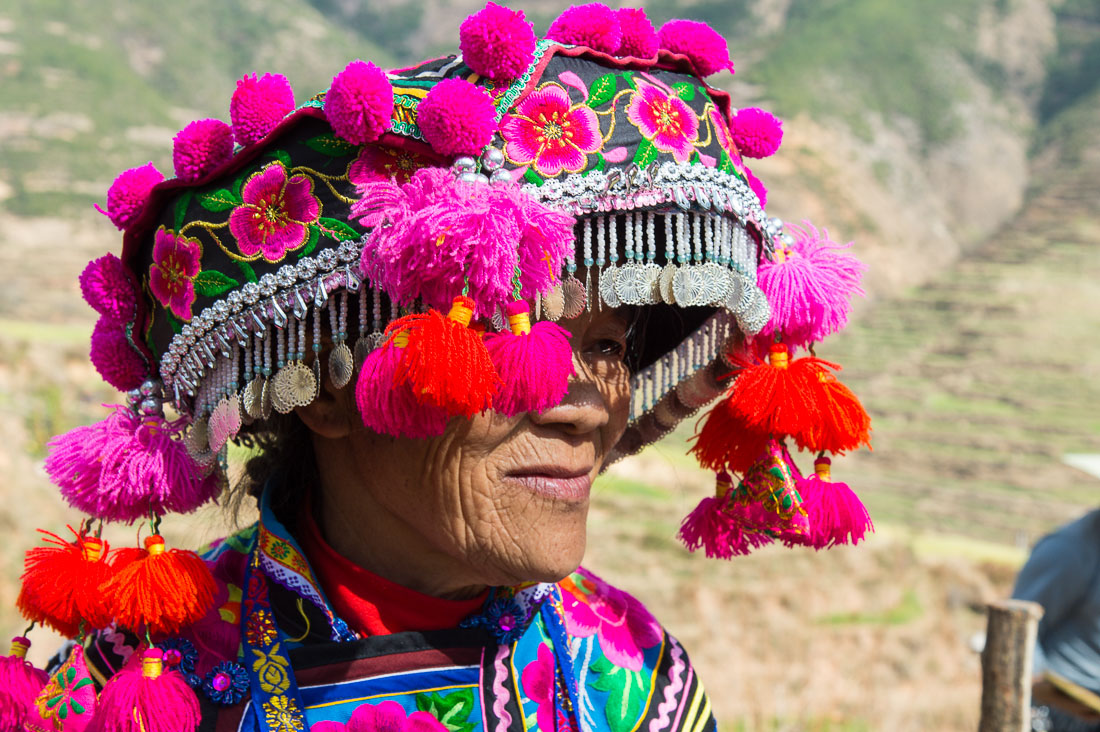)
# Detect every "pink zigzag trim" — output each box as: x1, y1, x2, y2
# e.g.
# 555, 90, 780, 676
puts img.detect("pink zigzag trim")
649, 637, 686, 732
493, 644, 514, 732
